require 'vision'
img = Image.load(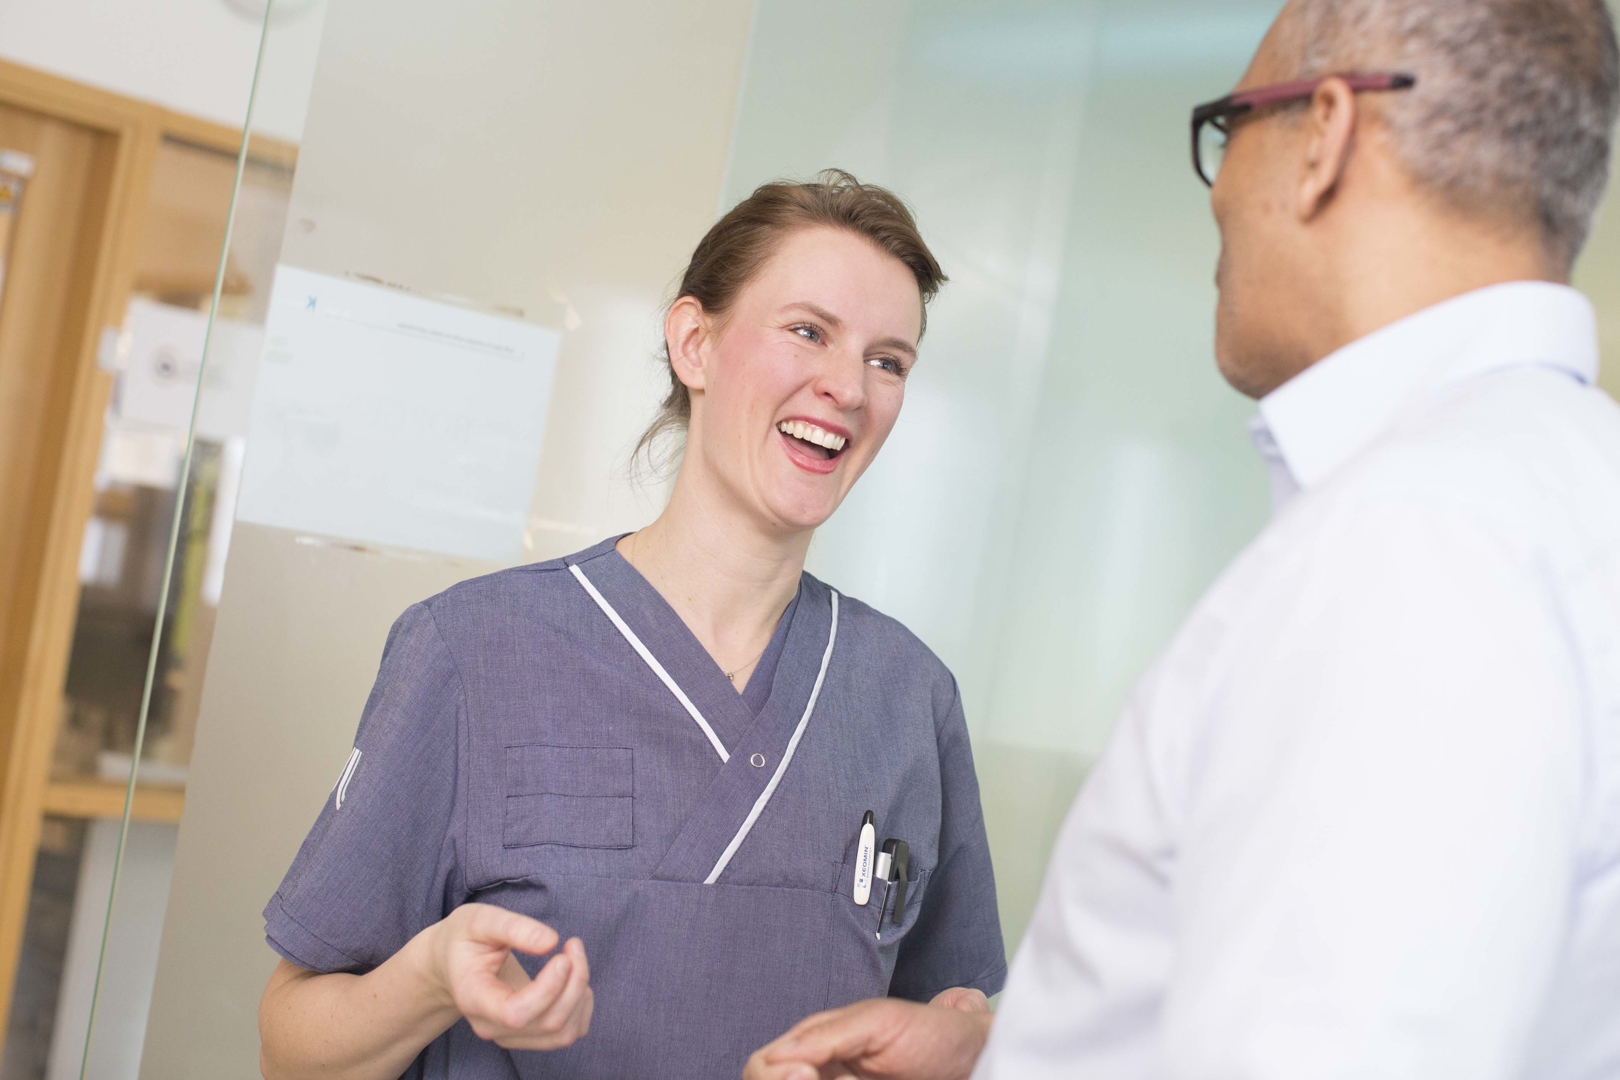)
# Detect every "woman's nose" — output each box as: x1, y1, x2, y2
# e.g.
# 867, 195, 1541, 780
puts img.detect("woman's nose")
815, 347, 867, 410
